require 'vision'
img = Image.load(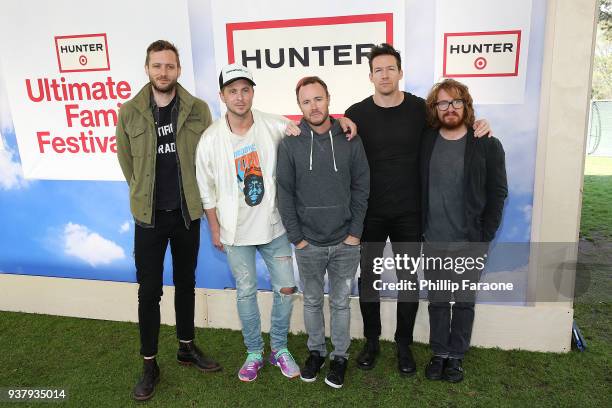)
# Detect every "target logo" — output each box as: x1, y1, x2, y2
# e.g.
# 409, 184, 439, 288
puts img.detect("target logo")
442, 30, 521, 78
54, 33, 110, 73
474, 57, 487, 70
